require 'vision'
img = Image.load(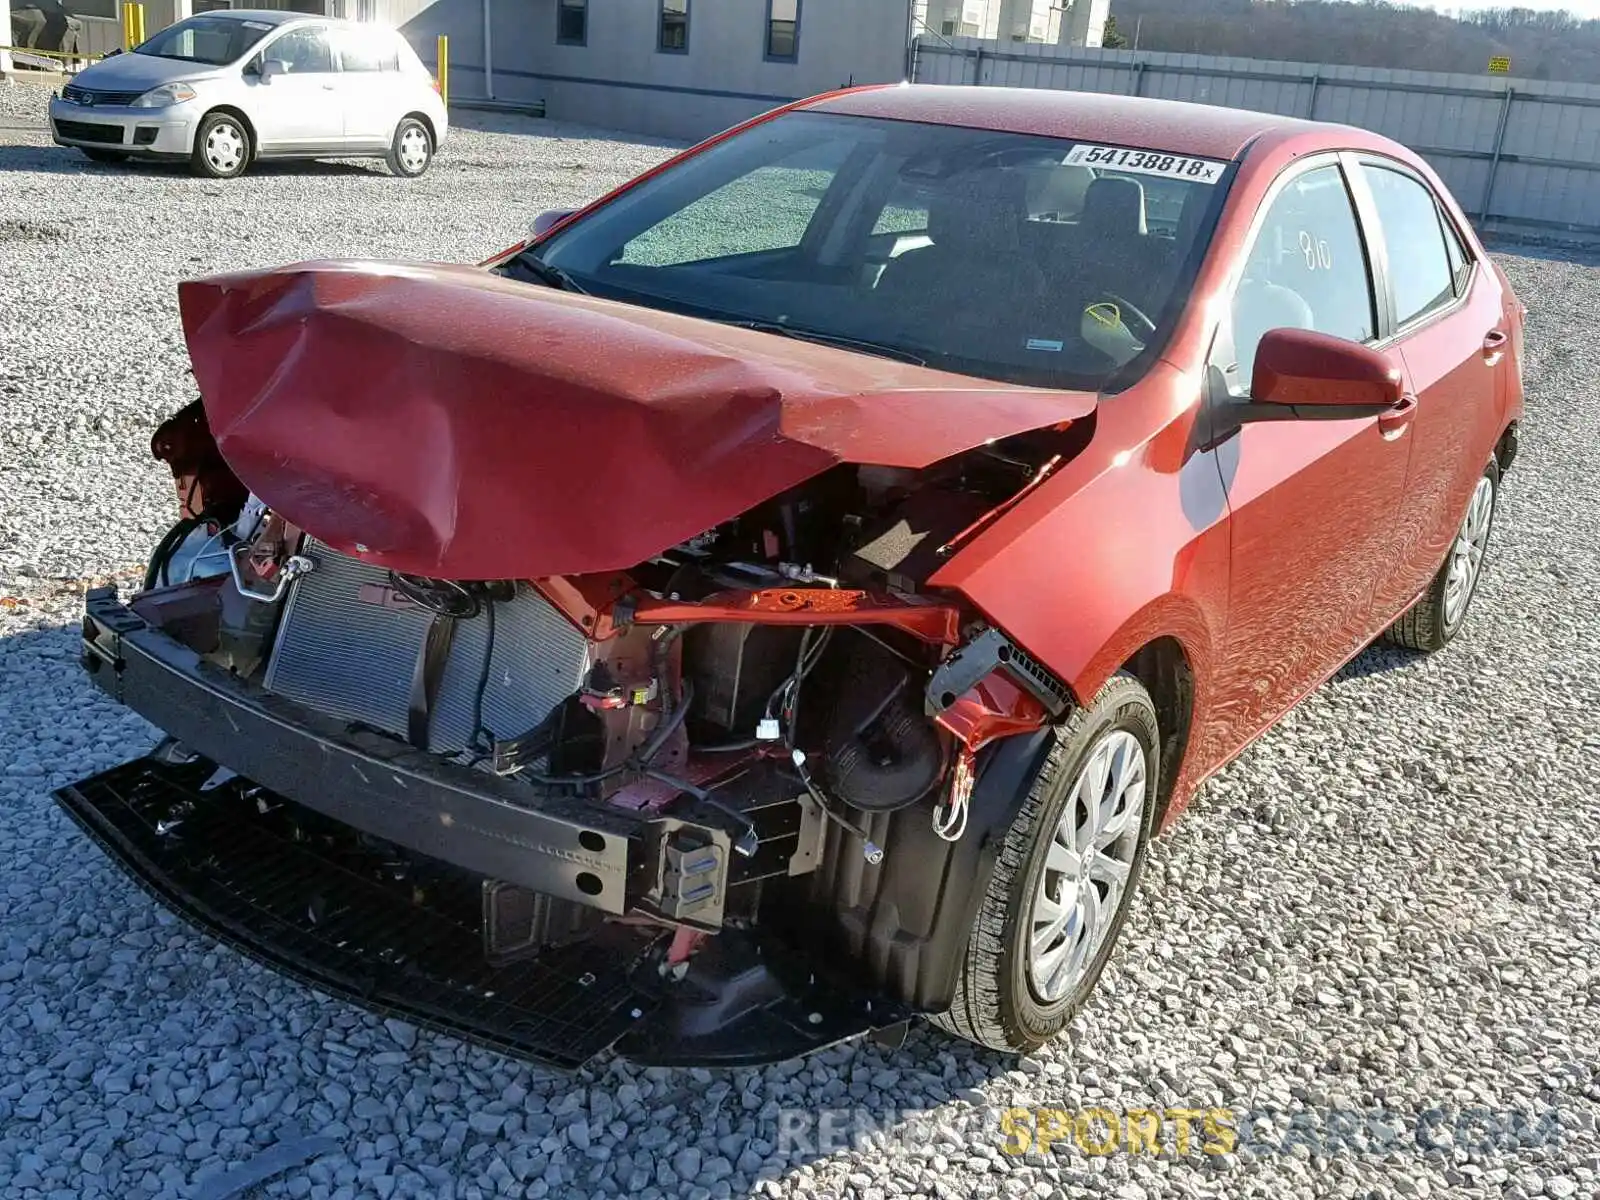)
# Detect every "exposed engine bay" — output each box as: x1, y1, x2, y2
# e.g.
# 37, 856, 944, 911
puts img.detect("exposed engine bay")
143, 398, 1077, 847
